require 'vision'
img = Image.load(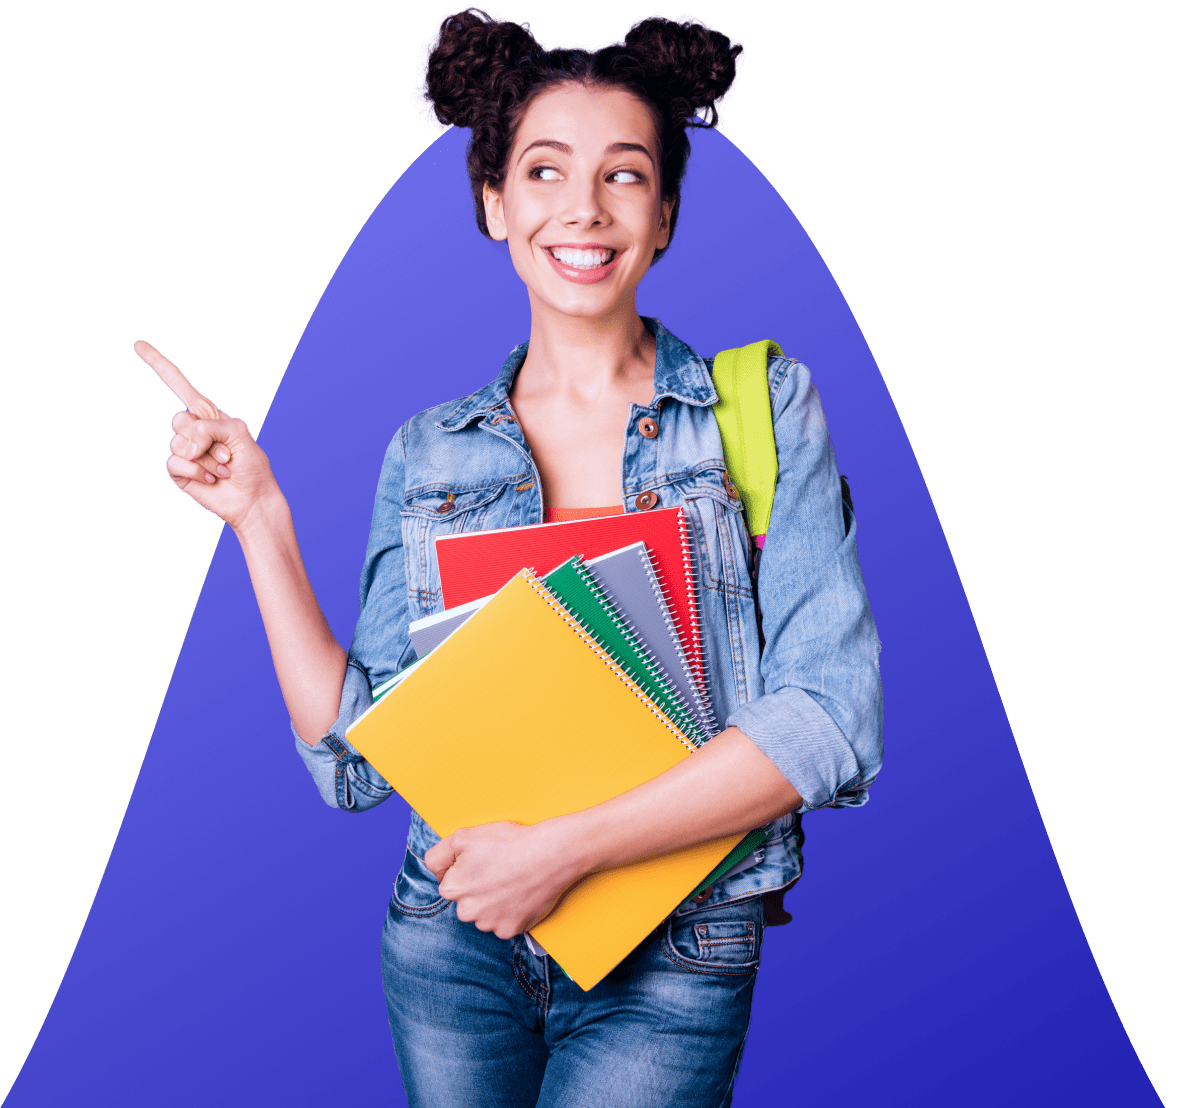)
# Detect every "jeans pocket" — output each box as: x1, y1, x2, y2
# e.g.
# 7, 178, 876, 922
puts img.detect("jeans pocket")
391, 849, 450, 918
662, 896, 763, 976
